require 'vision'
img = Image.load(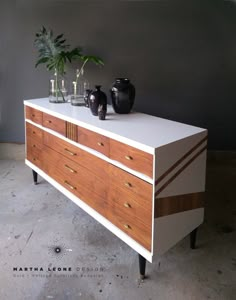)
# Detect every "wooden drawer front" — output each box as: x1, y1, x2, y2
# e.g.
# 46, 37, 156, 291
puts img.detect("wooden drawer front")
108, 186, 151, 250
109, 164, 152, 201
78, 126, 109, 157
108, 184, 152, 228
43, 146, 108, 218
26, 122, 43, 142
26, 138, 42, 168
43, 112, 66, 136
43, 131, 109, 178
43, 146, 108, 199
25, 106, 42, 125
110, 140, 153, 178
